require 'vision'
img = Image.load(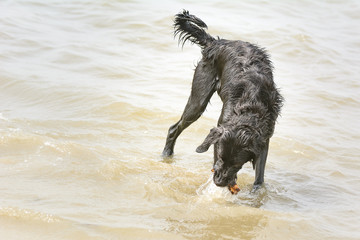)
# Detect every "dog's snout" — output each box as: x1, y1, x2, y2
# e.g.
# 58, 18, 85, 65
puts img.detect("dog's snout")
213, 170, 227, 187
